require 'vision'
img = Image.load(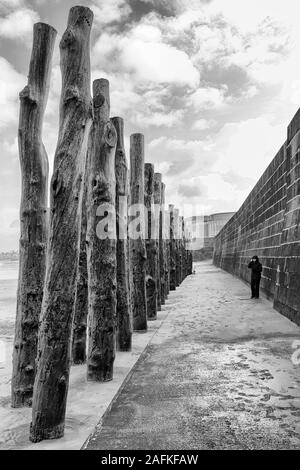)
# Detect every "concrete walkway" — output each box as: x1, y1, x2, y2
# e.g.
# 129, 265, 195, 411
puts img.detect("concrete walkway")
85, 261, 300, 450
